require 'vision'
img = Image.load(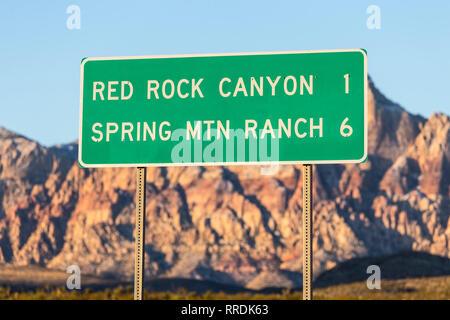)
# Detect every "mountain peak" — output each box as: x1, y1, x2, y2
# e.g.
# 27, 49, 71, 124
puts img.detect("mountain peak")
0, 126, 25, 140
368, 76, 403, 111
